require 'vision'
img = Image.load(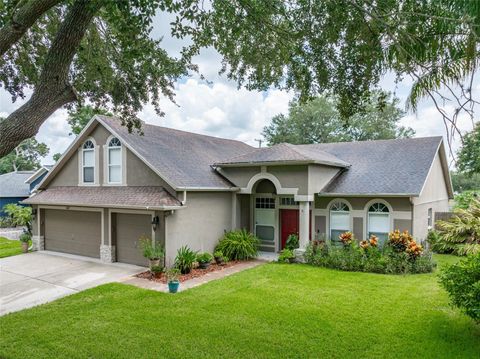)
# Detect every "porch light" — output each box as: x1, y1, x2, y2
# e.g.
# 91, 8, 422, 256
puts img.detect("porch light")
31, 209, 37, 220
151, 216, 159, 231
